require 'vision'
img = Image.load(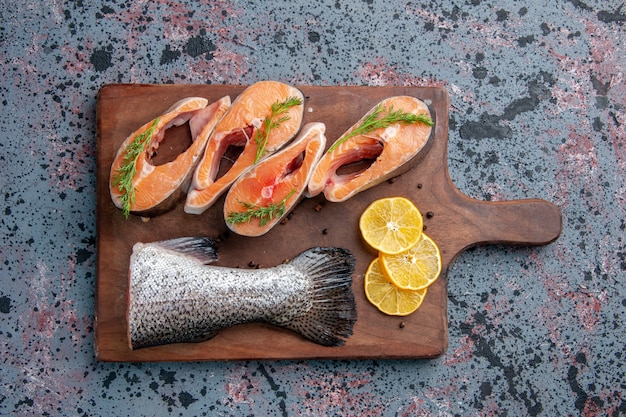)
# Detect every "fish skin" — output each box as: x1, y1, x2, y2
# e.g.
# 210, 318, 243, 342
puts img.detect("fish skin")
127, 237, 356, 349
